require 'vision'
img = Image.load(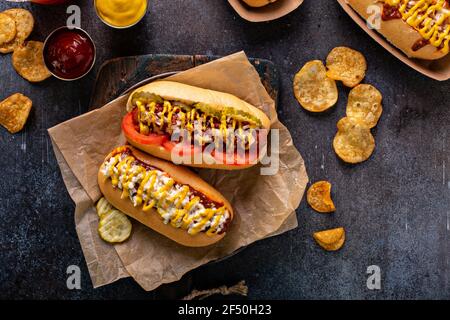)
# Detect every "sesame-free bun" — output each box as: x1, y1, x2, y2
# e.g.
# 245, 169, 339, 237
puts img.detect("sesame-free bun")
124, 80, 270, 170
348, 0, 447, 60
126, 80, 271, 130
98, 146, 233, 247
